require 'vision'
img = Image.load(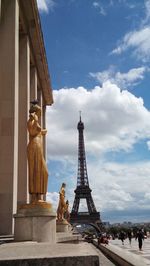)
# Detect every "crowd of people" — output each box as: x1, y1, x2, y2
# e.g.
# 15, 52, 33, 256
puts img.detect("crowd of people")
96, 229, 146, 251
118, 229, 145, 251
